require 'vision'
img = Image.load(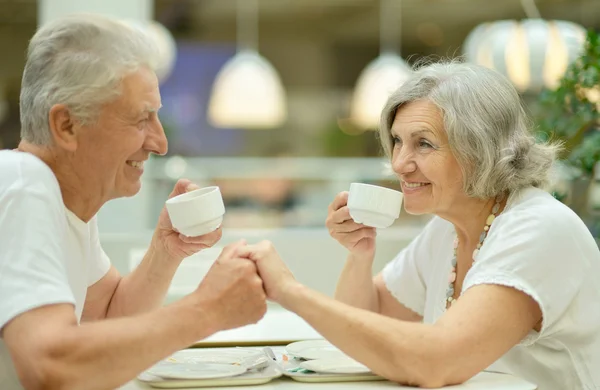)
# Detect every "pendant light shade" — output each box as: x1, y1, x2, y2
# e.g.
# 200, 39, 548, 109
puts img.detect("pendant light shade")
208, 50, 287, 129
463, 0, 586, 93
350, 53, 411, 130
121, 19, 177, 83
145, 21, 177, 83
207, 0, 287, 129
349, 0, 410, 131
